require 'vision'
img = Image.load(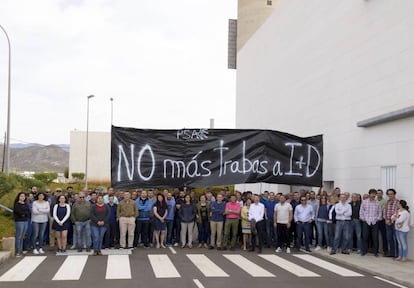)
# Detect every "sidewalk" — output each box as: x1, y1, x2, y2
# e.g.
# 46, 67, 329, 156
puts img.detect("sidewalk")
313, 249, 414, 288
